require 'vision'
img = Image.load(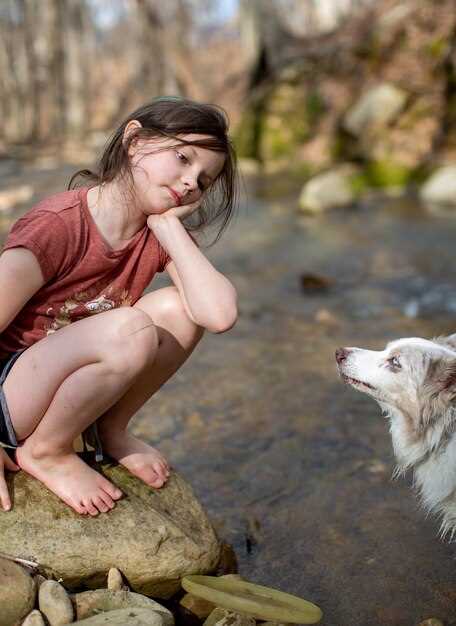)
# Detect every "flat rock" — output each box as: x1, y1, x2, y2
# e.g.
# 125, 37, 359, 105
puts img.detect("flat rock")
73, 589, 173, 625
0, 556, 36, 626
0, 460, 220, 597
73, 607, 168, 625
